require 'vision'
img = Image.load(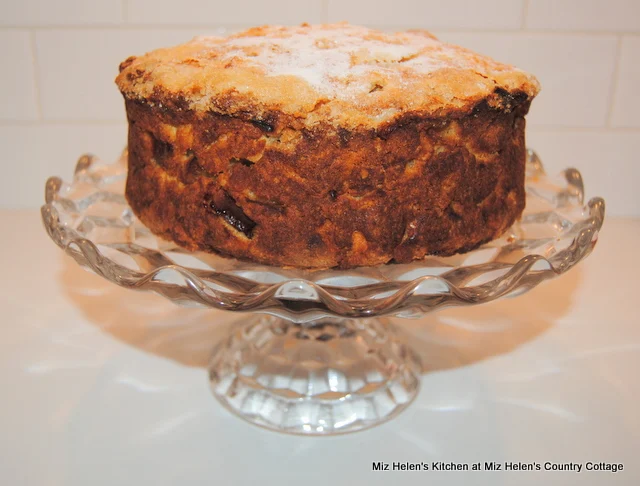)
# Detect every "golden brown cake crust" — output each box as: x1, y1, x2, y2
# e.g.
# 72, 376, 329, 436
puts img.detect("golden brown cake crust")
116, 23, 539, 130
118, 24, 537, 269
